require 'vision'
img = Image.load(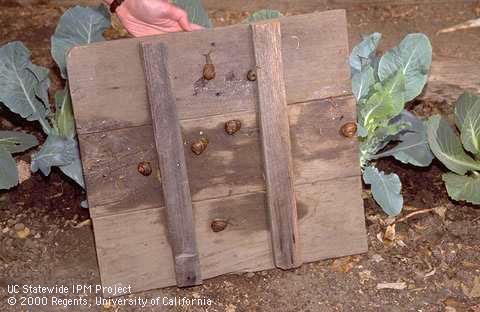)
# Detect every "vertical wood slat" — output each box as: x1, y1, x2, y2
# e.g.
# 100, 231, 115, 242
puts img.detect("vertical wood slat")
141, 42, 202, 287
251, 22, 302, 269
